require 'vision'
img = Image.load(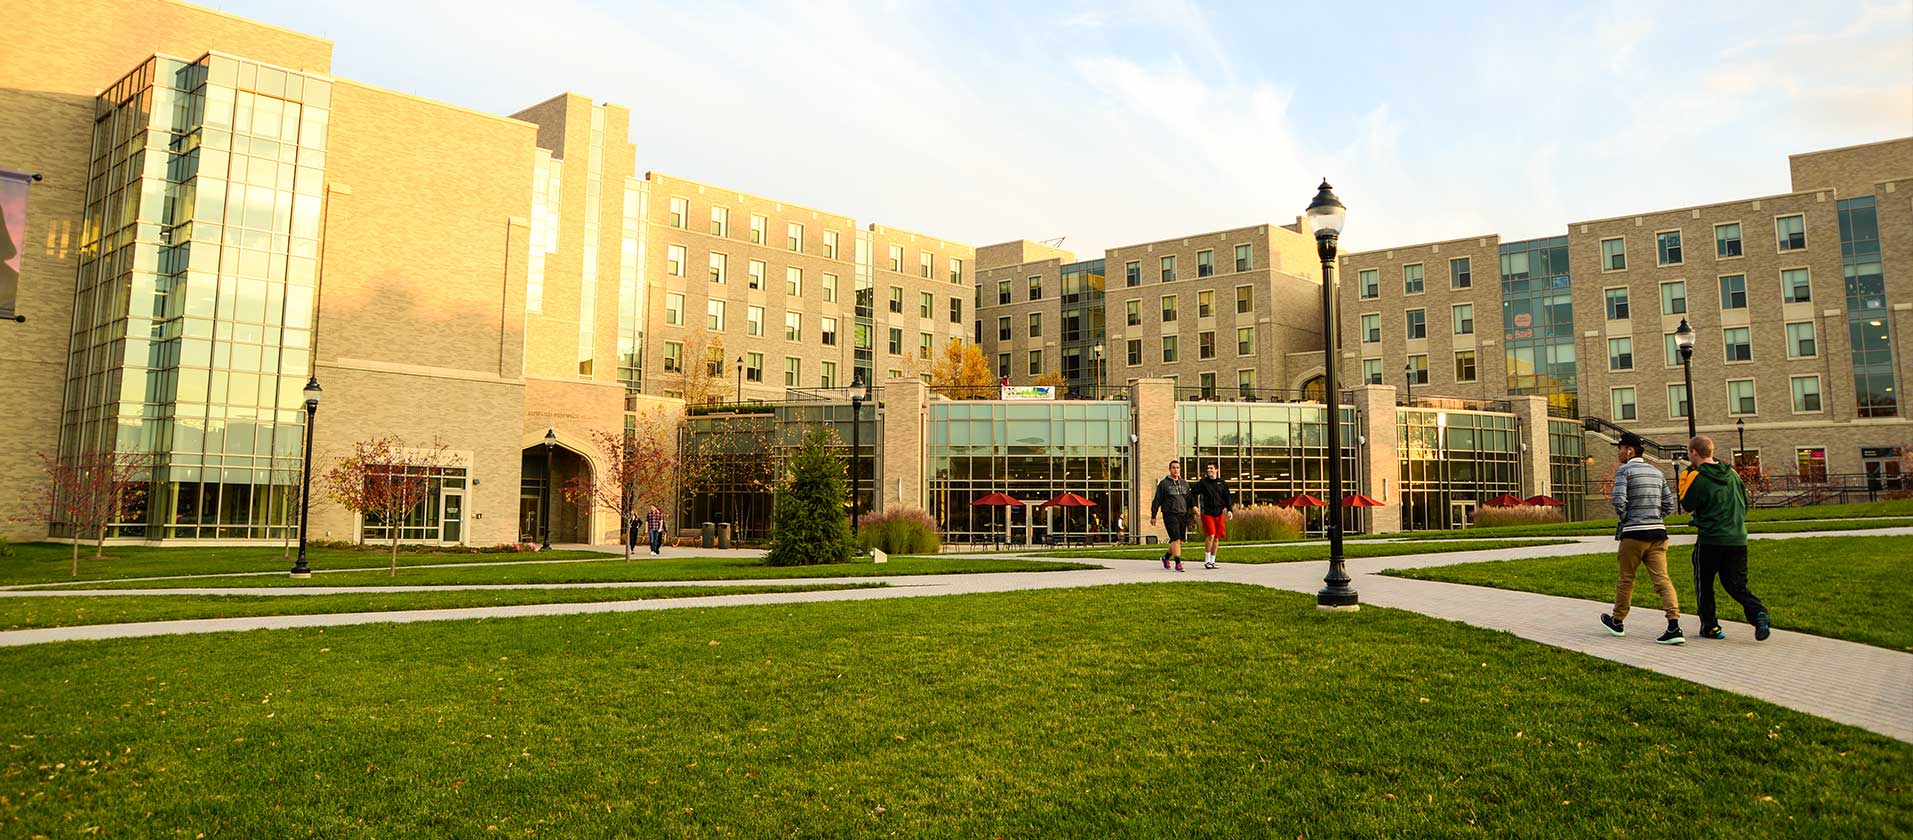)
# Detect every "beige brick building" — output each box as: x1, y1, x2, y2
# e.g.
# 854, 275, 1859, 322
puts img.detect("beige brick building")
1337, 236, 1507, 402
